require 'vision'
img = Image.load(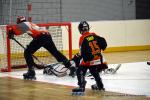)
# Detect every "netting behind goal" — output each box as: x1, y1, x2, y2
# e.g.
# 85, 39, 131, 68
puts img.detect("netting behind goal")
0, 22, 72, 72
